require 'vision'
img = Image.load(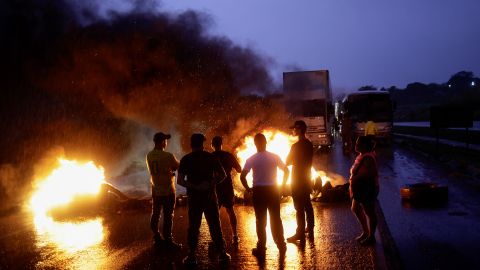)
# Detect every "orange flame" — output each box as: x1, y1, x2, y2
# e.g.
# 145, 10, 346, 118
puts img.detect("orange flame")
235, 129, 329, 188
29, 158, 106, 252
